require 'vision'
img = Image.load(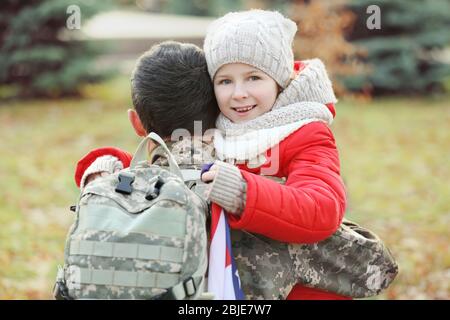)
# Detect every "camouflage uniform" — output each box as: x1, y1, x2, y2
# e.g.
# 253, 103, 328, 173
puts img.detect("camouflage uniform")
151, 138, 398, 299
